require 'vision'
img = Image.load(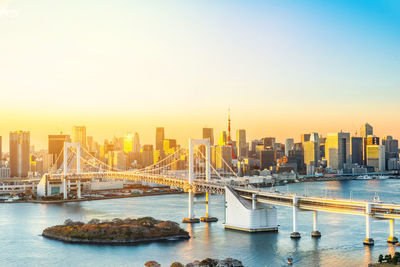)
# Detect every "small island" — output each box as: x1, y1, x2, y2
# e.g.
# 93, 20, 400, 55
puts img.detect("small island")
42, 217, 190, 244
